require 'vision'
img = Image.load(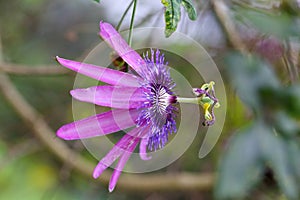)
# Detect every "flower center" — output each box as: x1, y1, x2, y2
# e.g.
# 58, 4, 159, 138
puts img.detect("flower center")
149, 84, 176, 115
136, 83, 177, 151
136, 49, 178, 151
